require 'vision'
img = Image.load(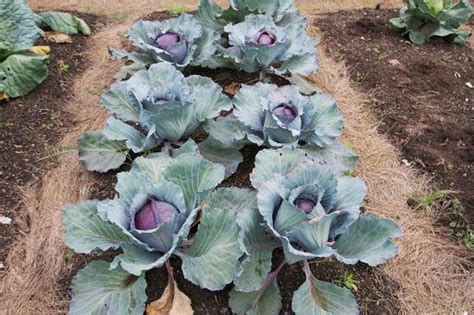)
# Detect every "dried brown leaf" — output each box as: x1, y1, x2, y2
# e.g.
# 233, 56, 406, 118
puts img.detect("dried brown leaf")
0, 92, 9, 102
44, 32, 73, 44
146, 277, 193, 315
224, 82, 241, 96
